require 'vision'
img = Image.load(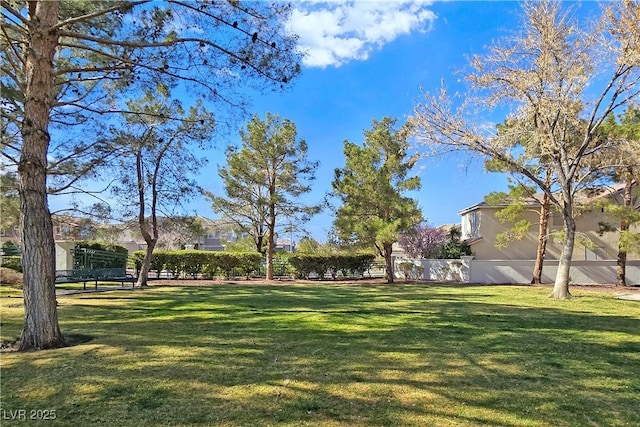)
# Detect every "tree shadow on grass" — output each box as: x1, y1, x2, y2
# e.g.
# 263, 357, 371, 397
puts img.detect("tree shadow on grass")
2, 285, 639, 426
